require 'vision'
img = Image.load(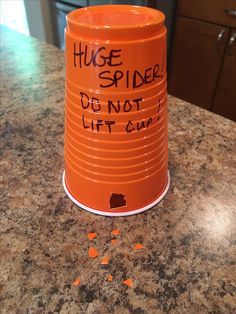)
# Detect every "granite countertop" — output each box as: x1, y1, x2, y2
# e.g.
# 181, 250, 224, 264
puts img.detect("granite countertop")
1, 26, 236, 314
